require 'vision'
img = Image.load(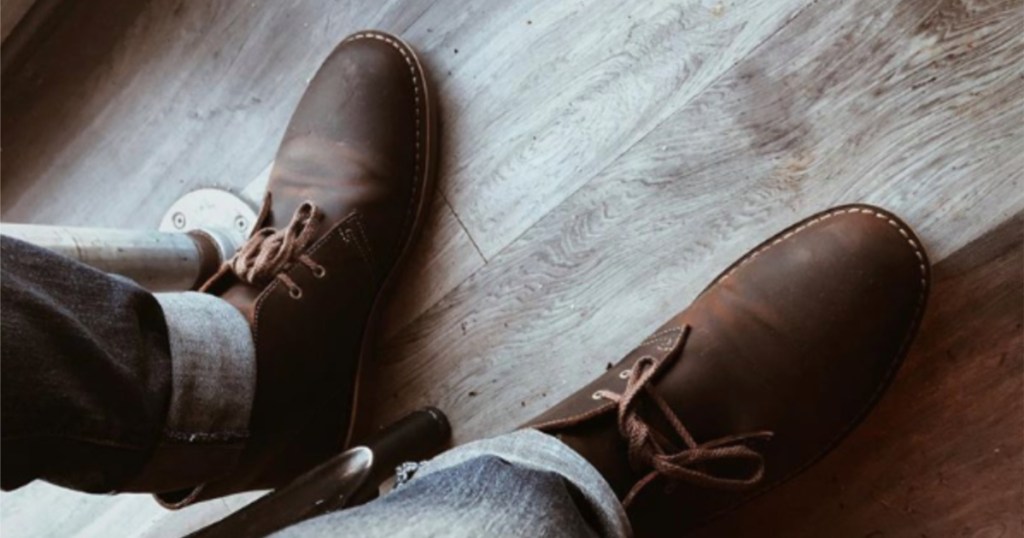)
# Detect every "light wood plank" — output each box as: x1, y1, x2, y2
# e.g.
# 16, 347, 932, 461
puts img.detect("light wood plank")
0, 479, 262, 538
0, 0, 809, 327
0, 0, 811, 249
2, 0, 1021, 536
378, 193, 488, 337
363, 0, 1024, 449
0, 0, 432, 228
417, 0, 809, 256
